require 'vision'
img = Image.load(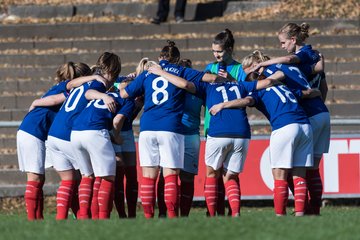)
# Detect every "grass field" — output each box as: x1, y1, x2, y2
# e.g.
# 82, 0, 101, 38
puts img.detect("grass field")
1, 206, 360, 240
